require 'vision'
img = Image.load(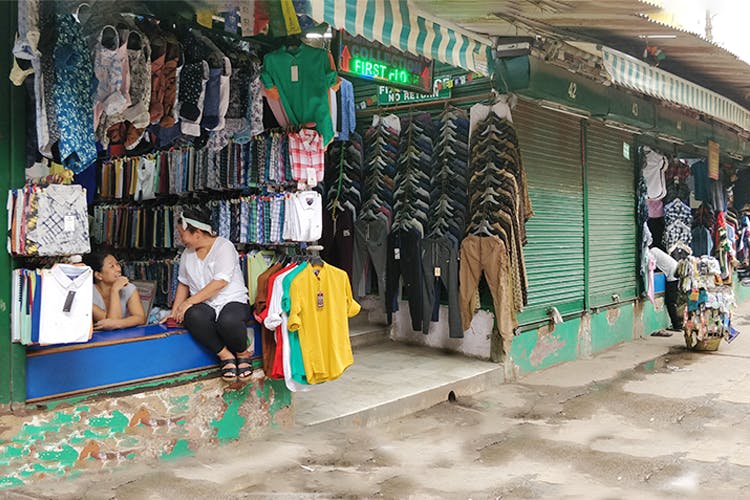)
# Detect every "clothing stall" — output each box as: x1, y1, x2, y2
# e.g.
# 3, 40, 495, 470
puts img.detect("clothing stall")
638, 143, 743, 349
6, 0, 364, 398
